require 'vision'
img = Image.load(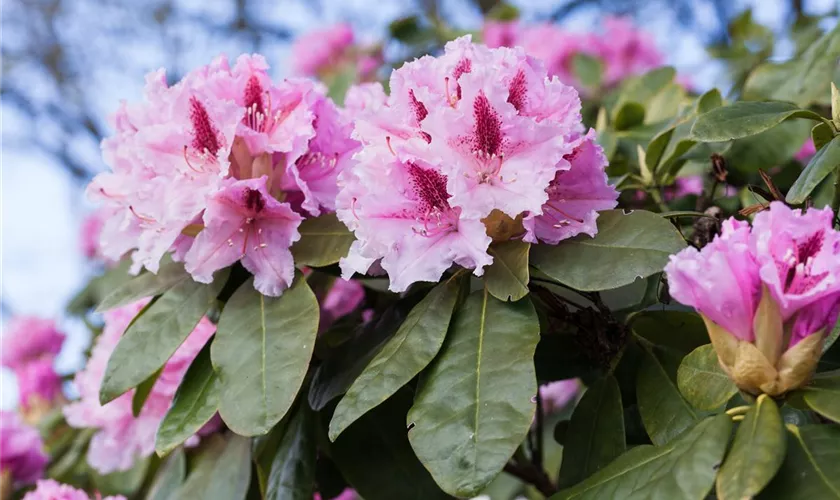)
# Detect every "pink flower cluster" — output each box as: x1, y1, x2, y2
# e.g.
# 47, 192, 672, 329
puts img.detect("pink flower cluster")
539, 379, 580, 415
22, 479, 125, 500
63, 301, 216, 474
1, 317, 65, 413
337, 36, 617, 291
483, 16, 663, 89
0, 412, 48, 488
665, 202, 840, 348
88, 54, 358, 296
320, 278, 366, 328
291, 23, 381, 80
